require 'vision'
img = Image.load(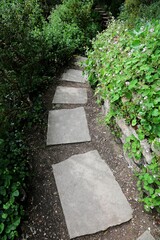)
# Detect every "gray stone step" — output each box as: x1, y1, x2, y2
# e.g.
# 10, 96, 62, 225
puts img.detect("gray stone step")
52, 86, 87, 104
137, 231, 155, 240
61, 69, 87, 83
73, 56, 87, 69
47, 107, 91, 145
52, 150, 133, 239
